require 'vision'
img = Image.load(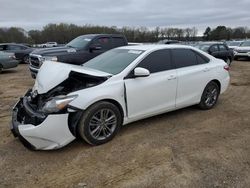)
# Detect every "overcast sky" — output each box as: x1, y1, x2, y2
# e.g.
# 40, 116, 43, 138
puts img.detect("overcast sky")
0, 0, 250, 34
